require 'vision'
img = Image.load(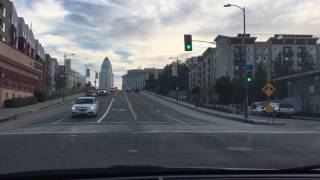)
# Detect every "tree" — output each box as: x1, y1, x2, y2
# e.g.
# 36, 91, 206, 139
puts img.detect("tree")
214, 76, 233, 104
253, 63, 267, 102
157, 61, 190, 95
